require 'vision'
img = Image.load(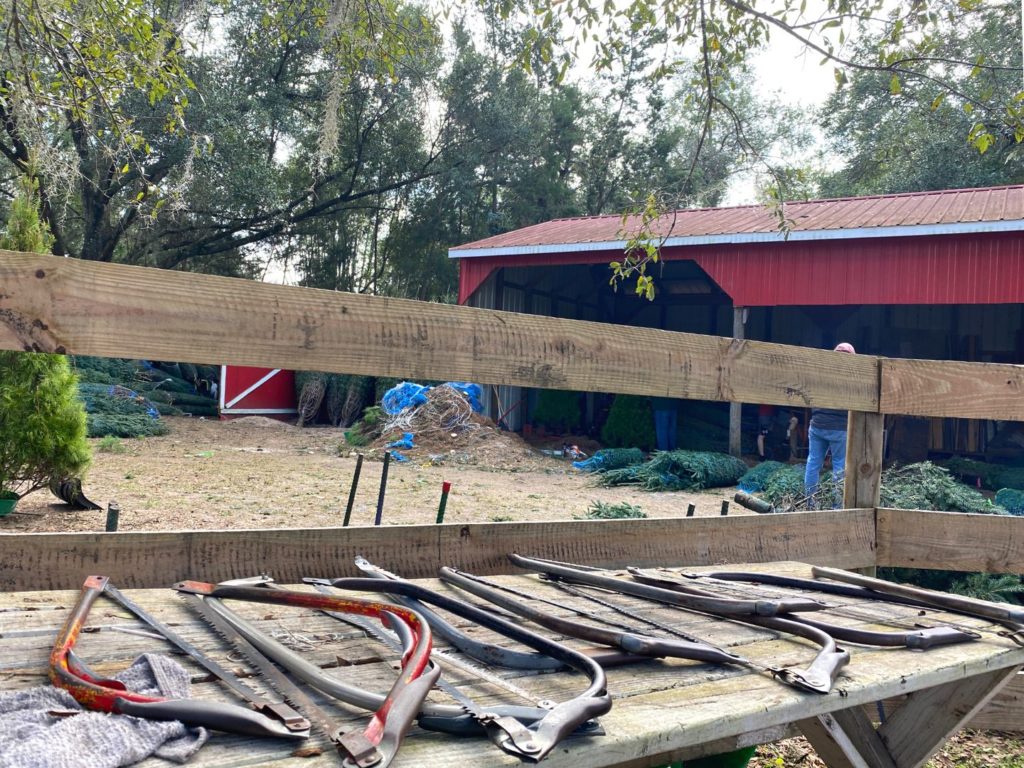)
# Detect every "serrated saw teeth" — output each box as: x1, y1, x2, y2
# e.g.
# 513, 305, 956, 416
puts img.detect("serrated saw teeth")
175, 580, 437, 768
51, 576, 310, 741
